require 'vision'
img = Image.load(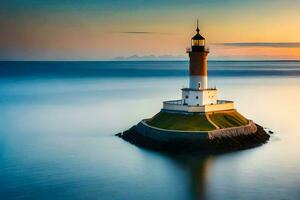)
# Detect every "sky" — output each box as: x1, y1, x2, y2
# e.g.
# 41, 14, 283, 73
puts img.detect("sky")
1, 0, 300, 61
